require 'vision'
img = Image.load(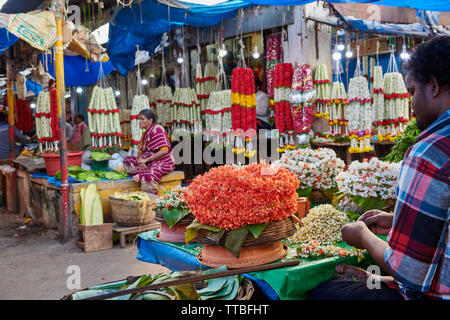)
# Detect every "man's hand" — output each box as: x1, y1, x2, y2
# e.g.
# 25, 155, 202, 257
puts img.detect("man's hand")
358, 210, 393, 236
341, 221, 370, 249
